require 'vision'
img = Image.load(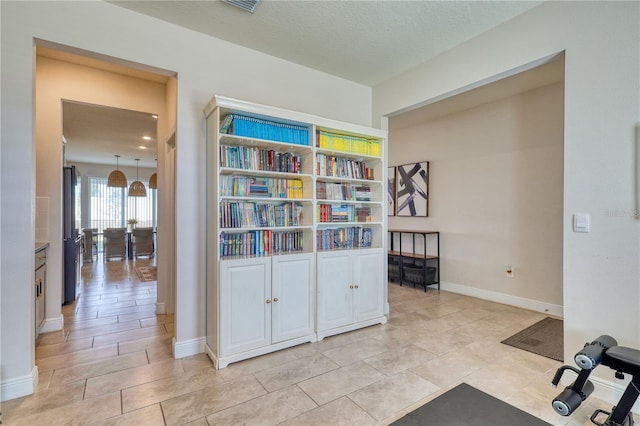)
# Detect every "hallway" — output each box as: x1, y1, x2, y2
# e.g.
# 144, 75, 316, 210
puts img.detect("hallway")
3, 260, 629, 425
